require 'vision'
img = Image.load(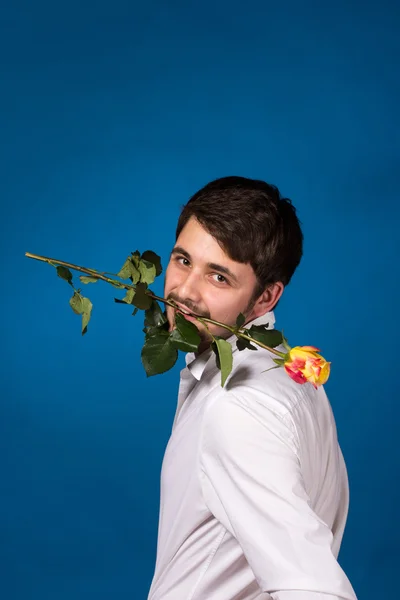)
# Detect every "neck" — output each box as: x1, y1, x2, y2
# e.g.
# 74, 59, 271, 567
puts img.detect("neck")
195, 338, 213, 357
